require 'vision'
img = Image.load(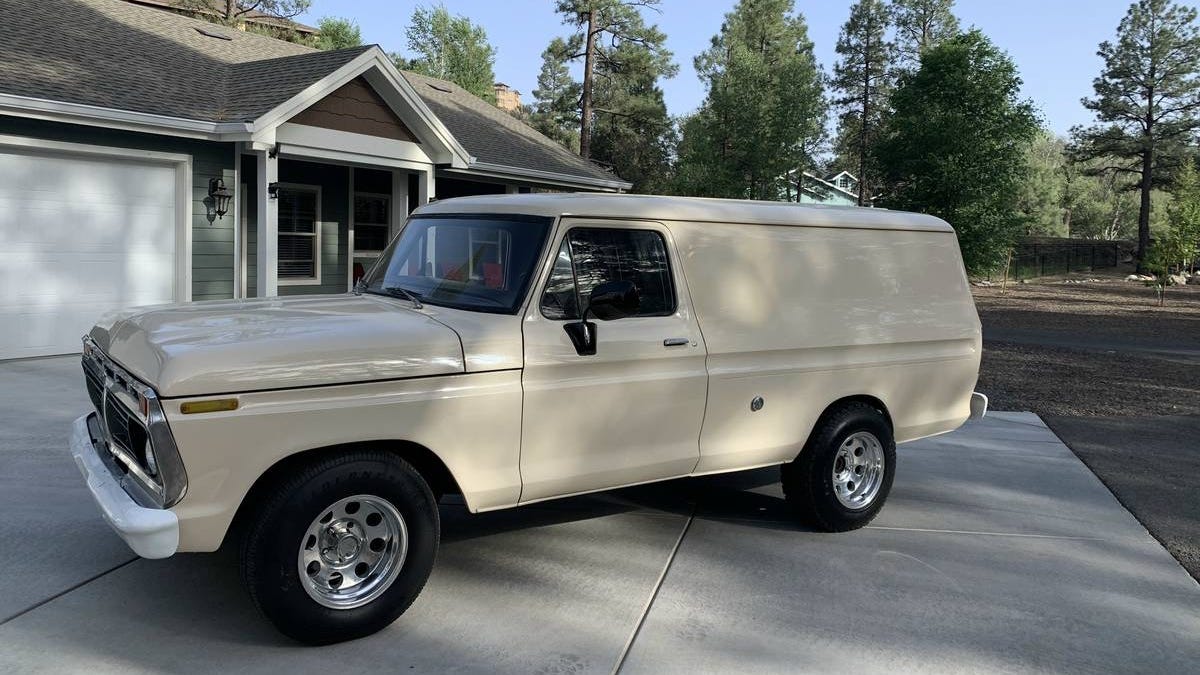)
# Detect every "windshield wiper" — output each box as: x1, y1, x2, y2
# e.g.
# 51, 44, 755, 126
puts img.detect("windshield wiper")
356, 279, 424, 309
380, 285, 424, 309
